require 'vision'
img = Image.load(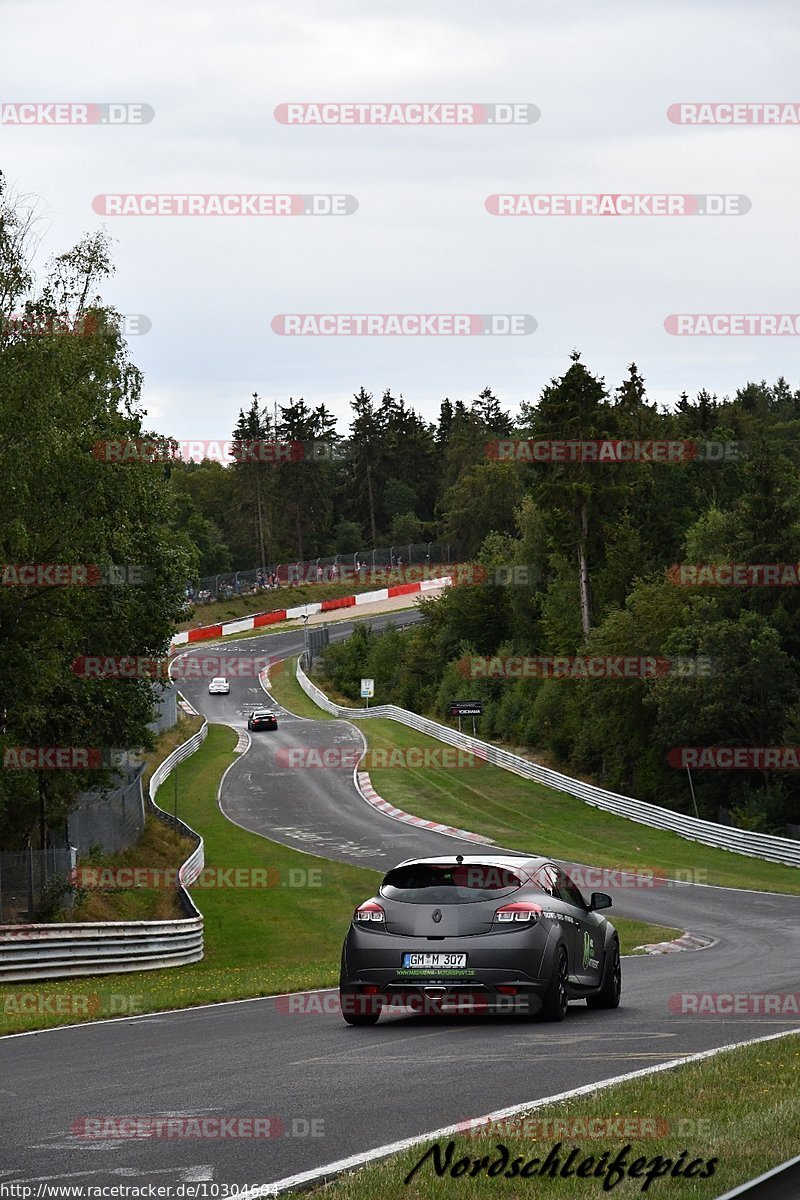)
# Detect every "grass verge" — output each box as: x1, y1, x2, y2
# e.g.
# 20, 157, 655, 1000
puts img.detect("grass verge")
282, 665, 800, 896
307, 1032, 800, 1200
179, 570, 447, 631
265, 658, 679, 955
613, 919, 678, 951
64, 817, 196, 922
266, 657, 335, 720
0, 726, 381, 1035
0, 723, 671, 1035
